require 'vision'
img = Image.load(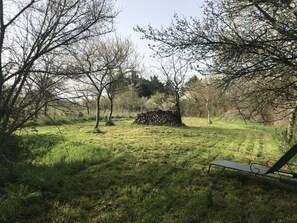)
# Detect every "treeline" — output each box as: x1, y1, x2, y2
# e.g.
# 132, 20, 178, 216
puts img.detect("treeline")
56, 73, 281, 127
31, 70, 291, 130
